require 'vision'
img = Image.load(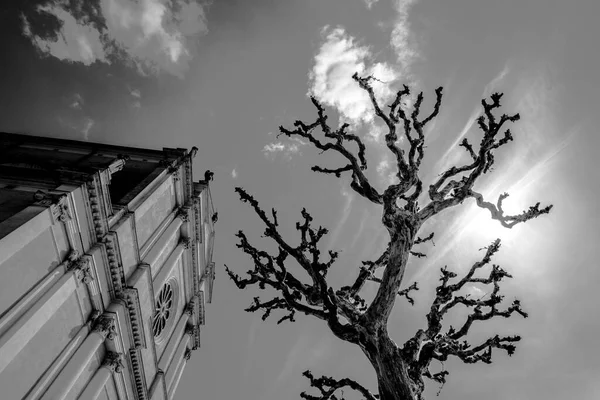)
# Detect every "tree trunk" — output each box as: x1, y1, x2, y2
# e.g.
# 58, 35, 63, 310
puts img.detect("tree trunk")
362, 330, 419, 400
